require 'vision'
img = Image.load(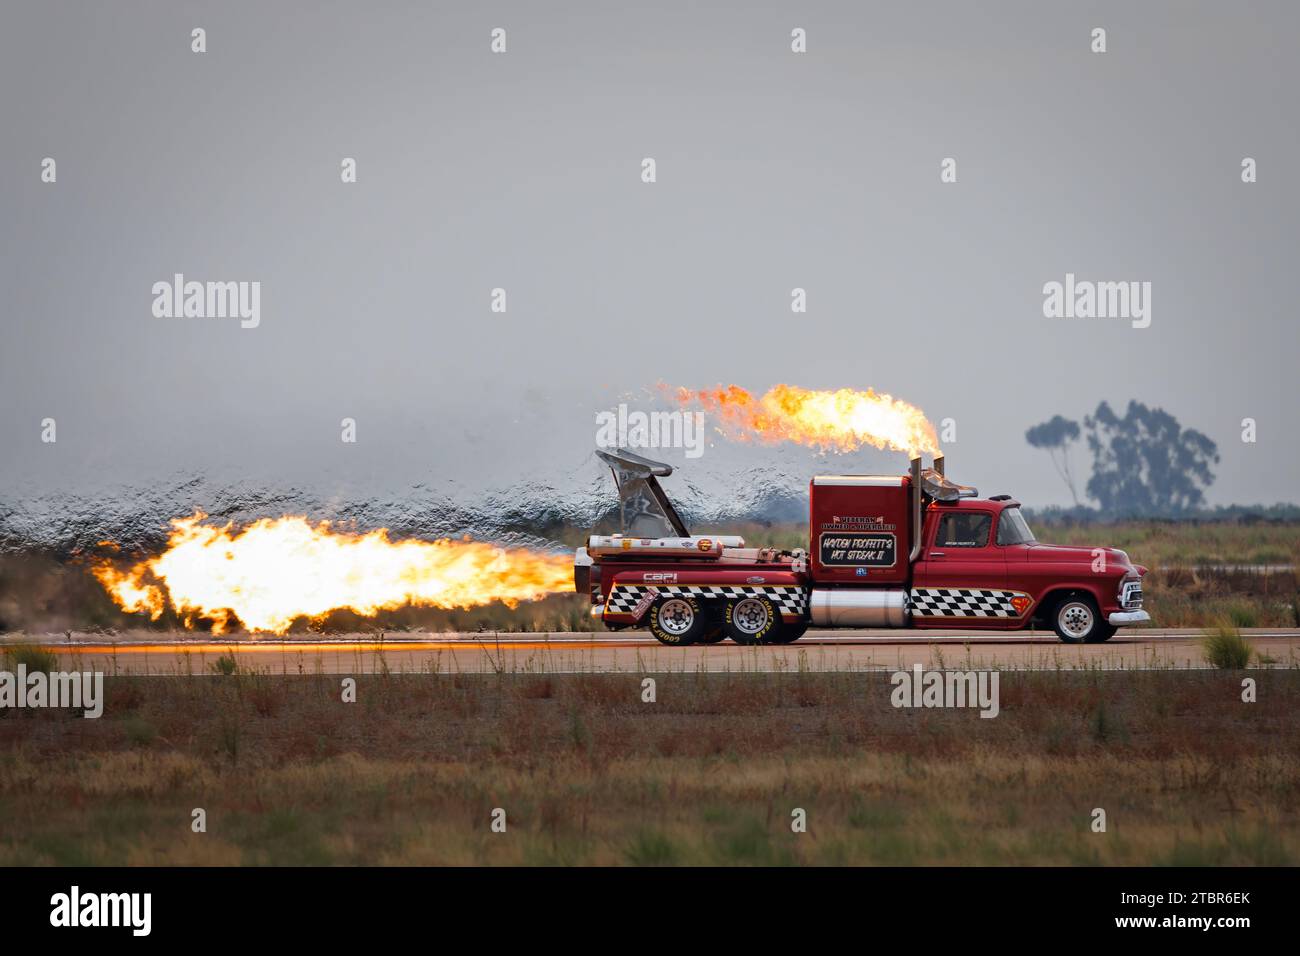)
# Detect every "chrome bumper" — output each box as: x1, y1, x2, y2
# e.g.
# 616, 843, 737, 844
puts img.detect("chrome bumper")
1109, 610, 1151, 626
